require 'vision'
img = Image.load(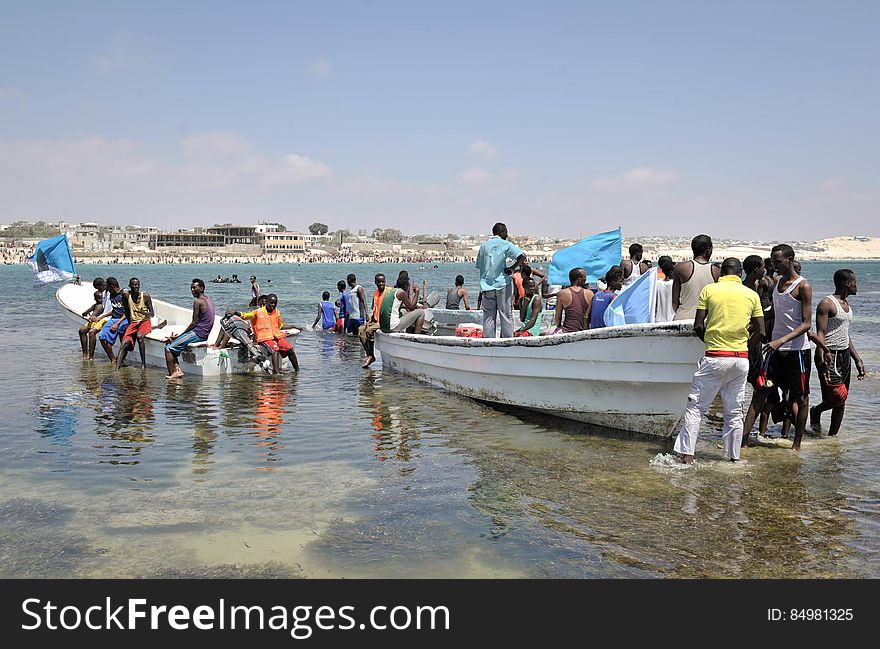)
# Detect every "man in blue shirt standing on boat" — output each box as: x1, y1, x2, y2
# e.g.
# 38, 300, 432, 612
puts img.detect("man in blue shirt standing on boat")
476, 222, 526, 338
